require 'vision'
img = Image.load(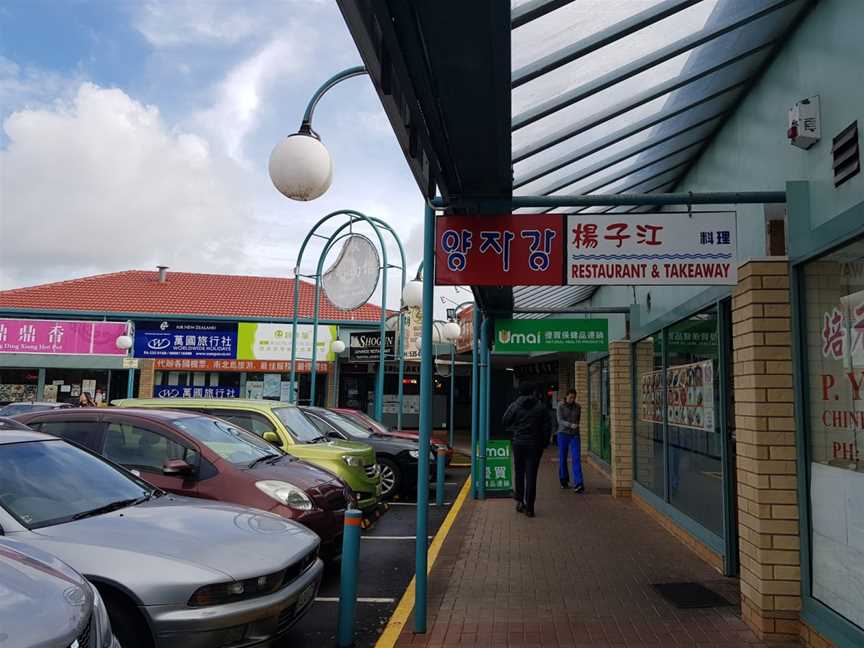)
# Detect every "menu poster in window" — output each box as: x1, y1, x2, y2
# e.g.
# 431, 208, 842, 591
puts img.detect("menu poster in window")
262, 373, 281, 398
638, 360, 714, 431
82, 379, 96, 397
43, 385, 58, 402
